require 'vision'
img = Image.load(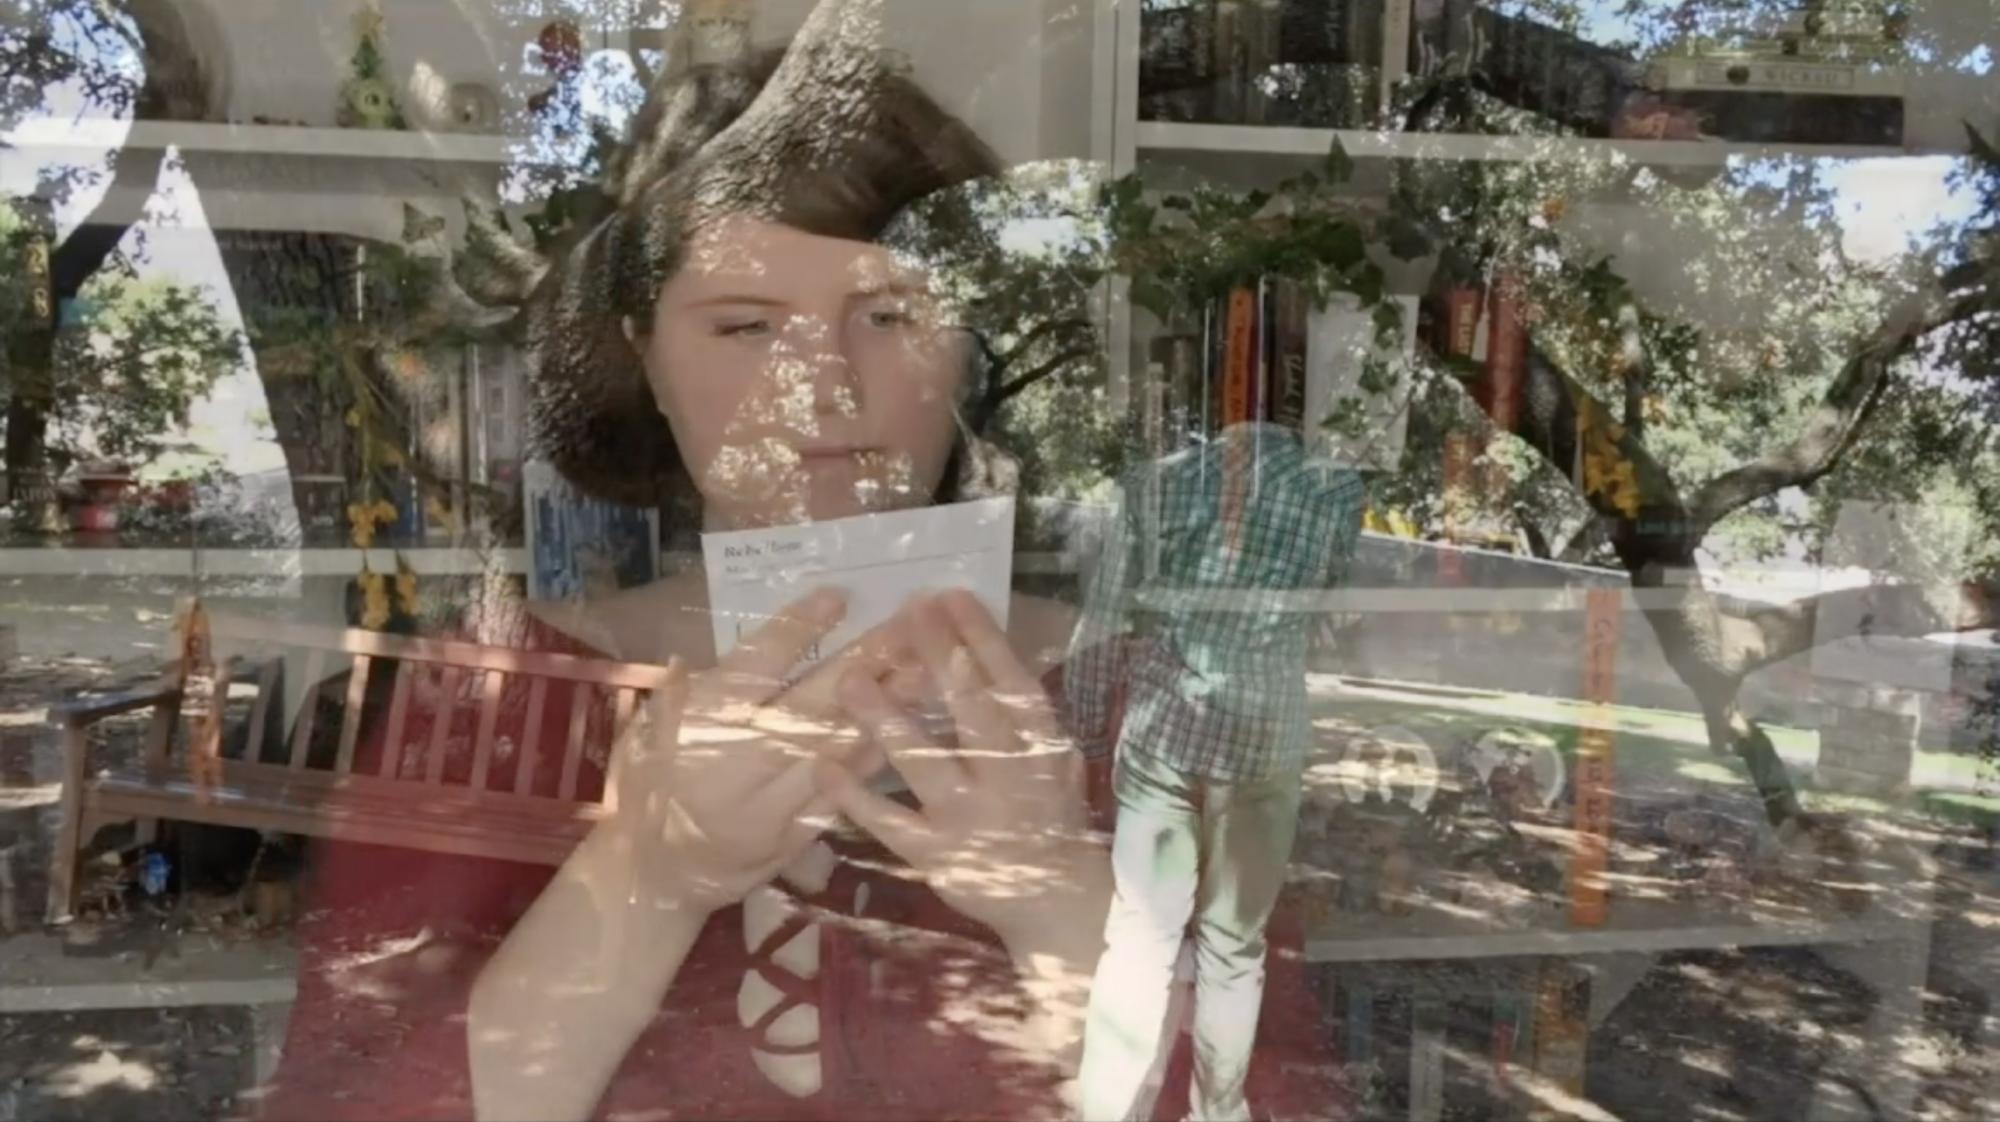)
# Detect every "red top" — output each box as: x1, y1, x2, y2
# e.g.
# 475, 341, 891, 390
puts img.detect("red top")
252, 617, 1343, 1122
